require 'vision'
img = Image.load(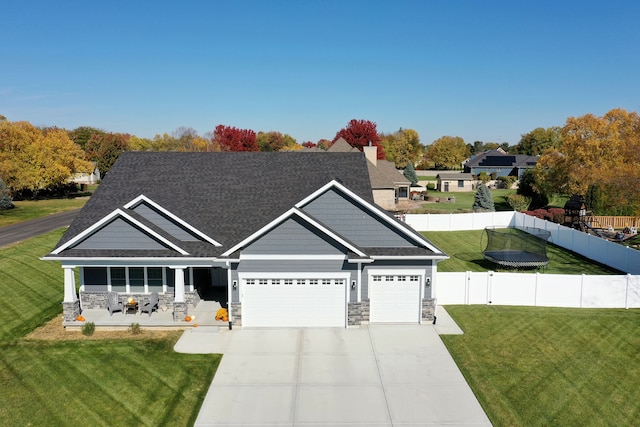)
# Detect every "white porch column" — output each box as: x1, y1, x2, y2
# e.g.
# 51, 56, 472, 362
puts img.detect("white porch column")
173, 267, 186, 303
63, 266, 78, 303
